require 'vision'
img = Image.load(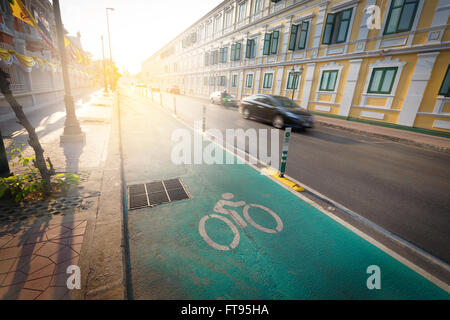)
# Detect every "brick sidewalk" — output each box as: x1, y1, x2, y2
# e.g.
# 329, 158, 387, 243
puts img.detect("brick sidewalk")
314, 115, 450, 153
0, 90, 125, 300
